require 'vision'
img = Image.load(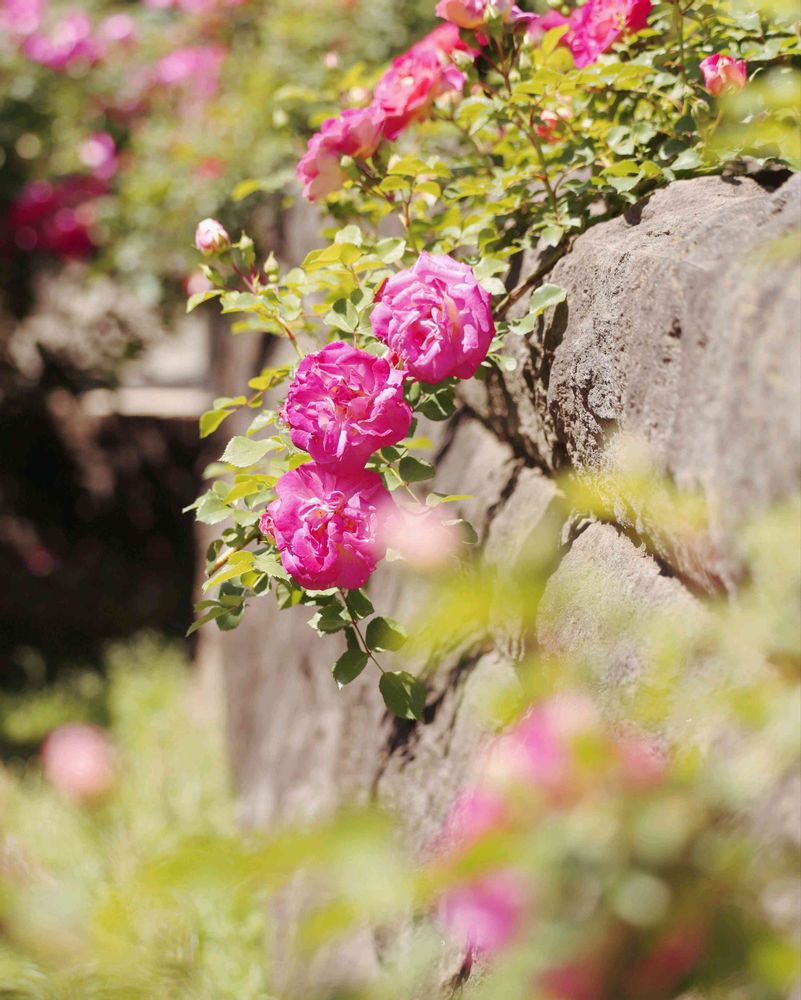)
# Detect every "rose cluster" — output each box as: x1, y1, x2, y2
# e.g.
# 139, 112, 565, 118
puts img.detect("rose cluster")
297, 24, 469, 201
1, 175, 107, 259
258, 253, 495, 591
